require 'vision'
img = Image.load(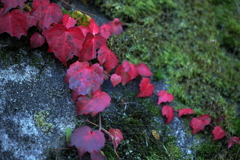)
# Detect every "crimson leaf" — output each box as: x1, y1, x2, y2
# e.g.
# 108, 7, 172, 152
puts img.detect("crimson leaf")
136, 77, 154, 97
1, 0, 26, 15
100, 23, 112, 39
30, 32, 45, 49
109, 128, 123, 151
162, 105, 174, 124
109, 18, 123, 36
76, 89, 111, 116
135, 62, 153, 77
212, 126, 226, 140
110, 74, 122, 87
157, 90, 174, 104
62, 13, 76, 29
190, 114, 211, 134
228, 136, 240, 148
68, 126, 105, 158
178, 108, 194, 118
